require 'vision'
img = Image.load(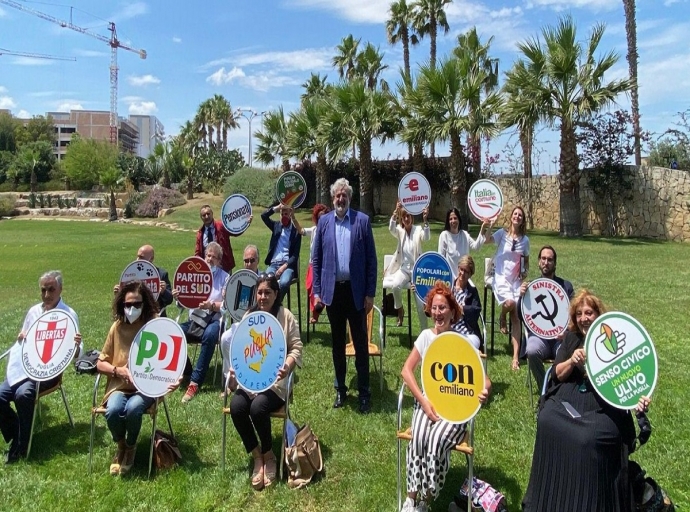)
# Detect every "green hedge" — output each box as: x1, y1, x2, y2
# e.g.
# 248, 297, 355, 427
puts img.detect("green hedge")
223, 167, 281, 208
